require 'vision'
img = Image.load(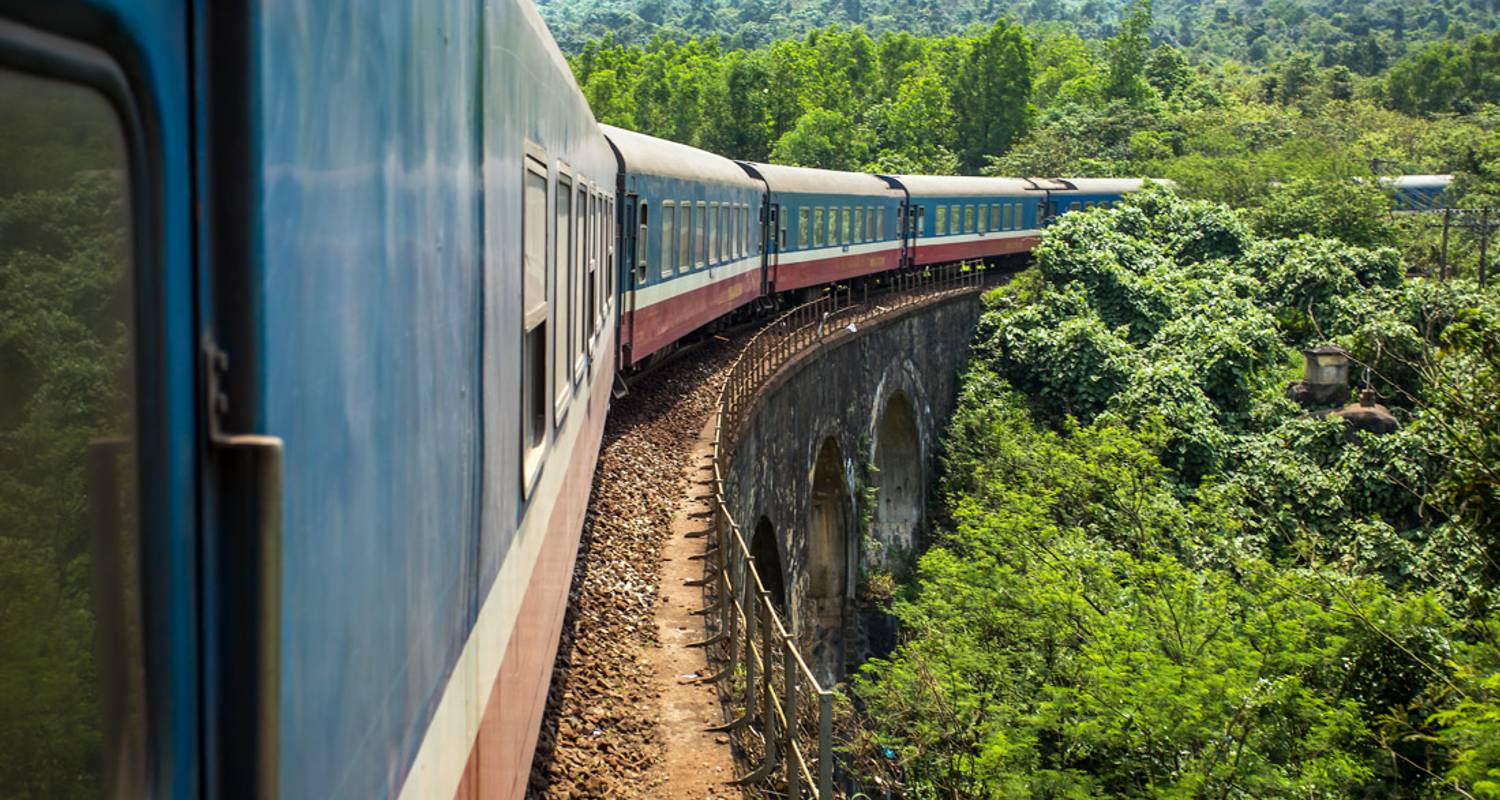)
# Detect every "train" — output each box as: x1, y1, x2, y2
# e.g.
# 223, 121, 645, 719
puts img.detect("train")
0, 2, 1448, 800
